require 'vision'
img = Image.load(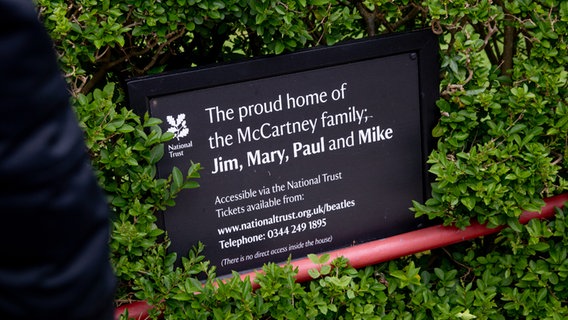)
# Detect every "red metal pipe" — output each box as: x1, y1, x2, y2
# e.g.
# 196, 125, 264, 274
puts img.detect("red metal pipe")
239, 193, 568, 286
116, 193, 568, 319
115, 300, 153, 320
